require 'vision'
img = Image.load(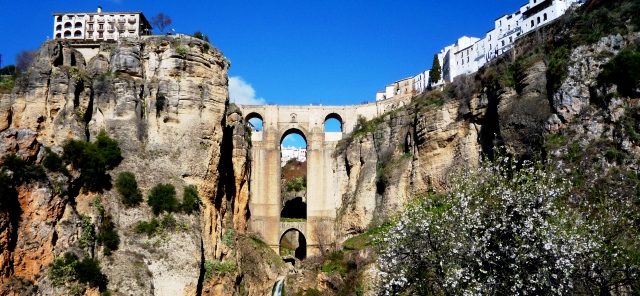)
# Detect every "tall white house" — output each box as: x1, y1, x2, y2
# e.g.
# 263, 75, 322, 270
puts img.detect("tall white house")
53, 7, 152, 42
